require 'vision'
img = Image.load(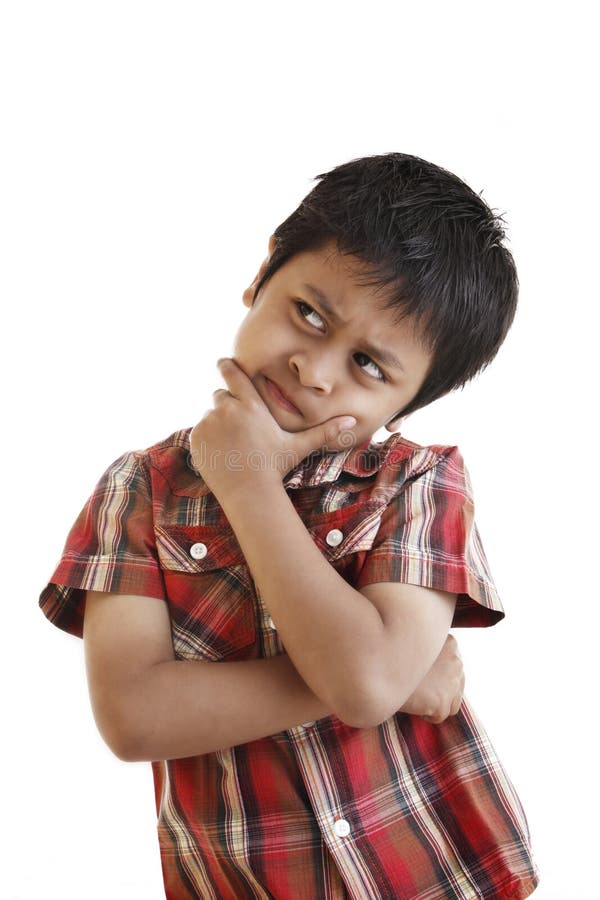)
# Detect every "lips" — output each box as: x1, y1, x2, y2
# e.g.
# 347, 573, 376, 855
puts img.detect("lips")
264, 376, 303, 416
